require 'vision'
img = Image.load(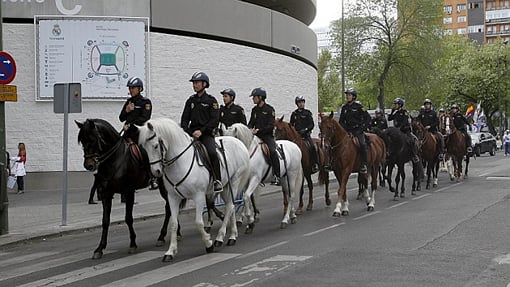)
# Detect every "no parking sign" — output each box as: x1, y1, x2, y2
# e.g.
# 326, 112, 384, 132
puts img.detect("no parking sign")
0, 52, 16, 85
